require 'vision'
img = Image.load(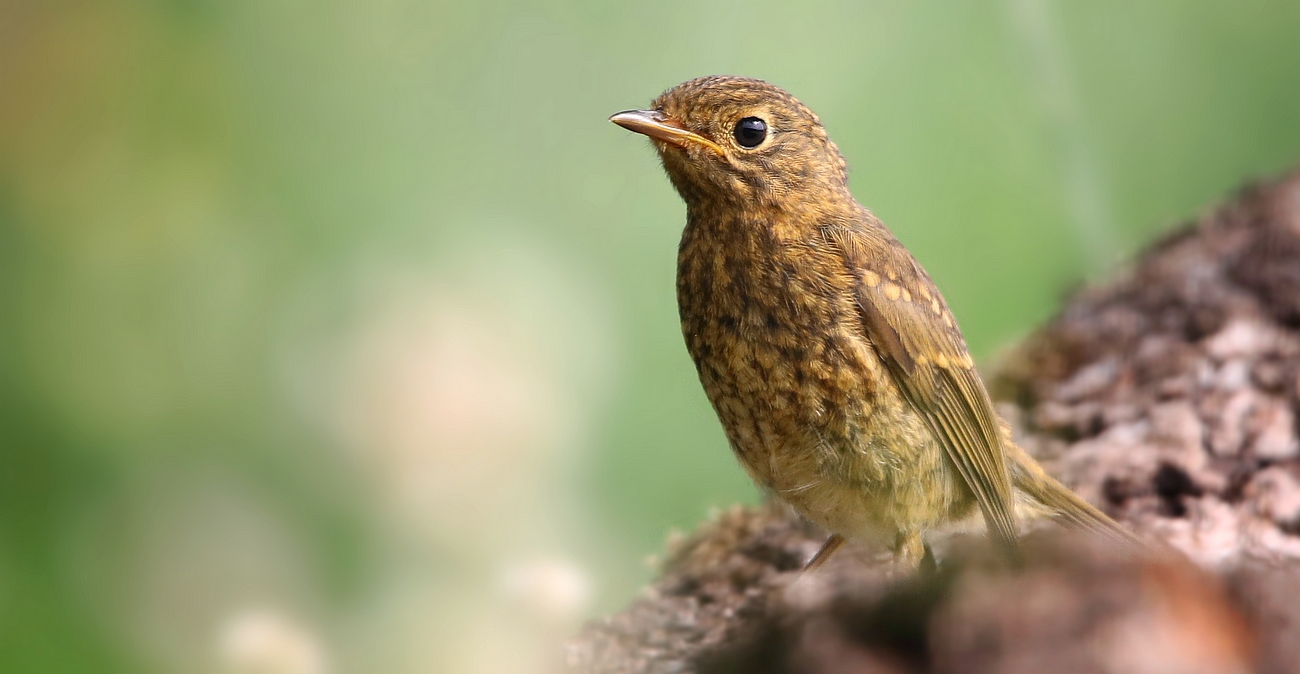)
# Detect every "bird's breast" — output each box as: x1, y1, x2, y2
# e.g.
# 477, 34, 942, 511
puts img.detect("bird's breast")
676, 224, 885, 465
